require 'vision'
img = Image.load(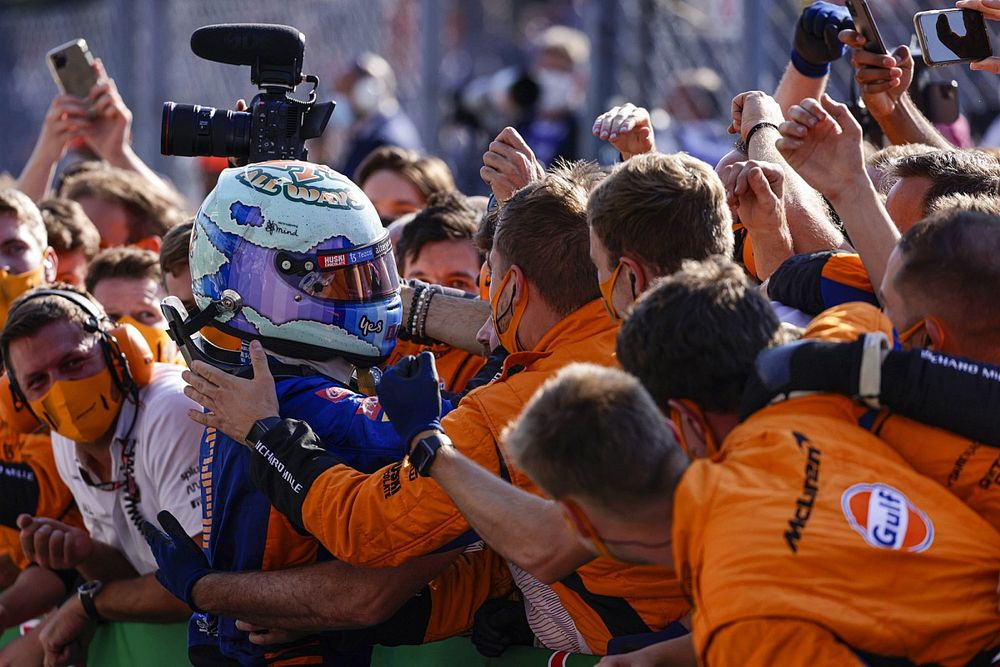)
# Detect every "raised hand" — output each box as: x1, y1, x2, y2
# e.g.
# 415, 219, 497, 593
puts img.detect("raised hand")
592, 103, 657, 159
480, 127, 546, 204
840, 30, 913, 118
